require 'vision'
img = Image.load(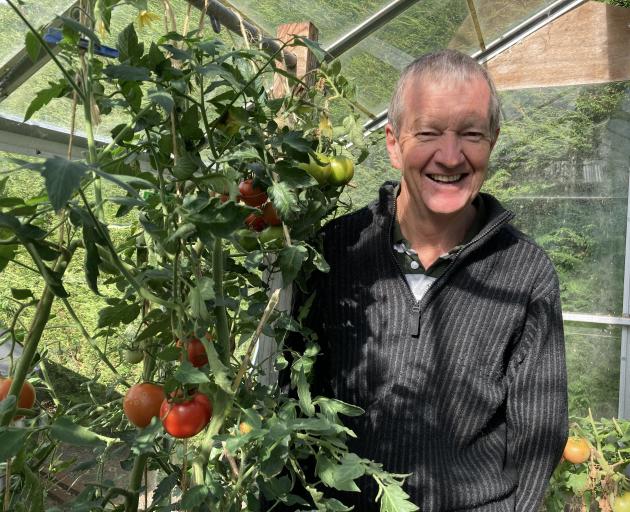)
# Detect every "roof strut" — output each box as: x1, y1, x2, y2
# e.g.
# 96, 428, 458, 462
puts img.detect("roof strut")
361, 0, 588, 137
